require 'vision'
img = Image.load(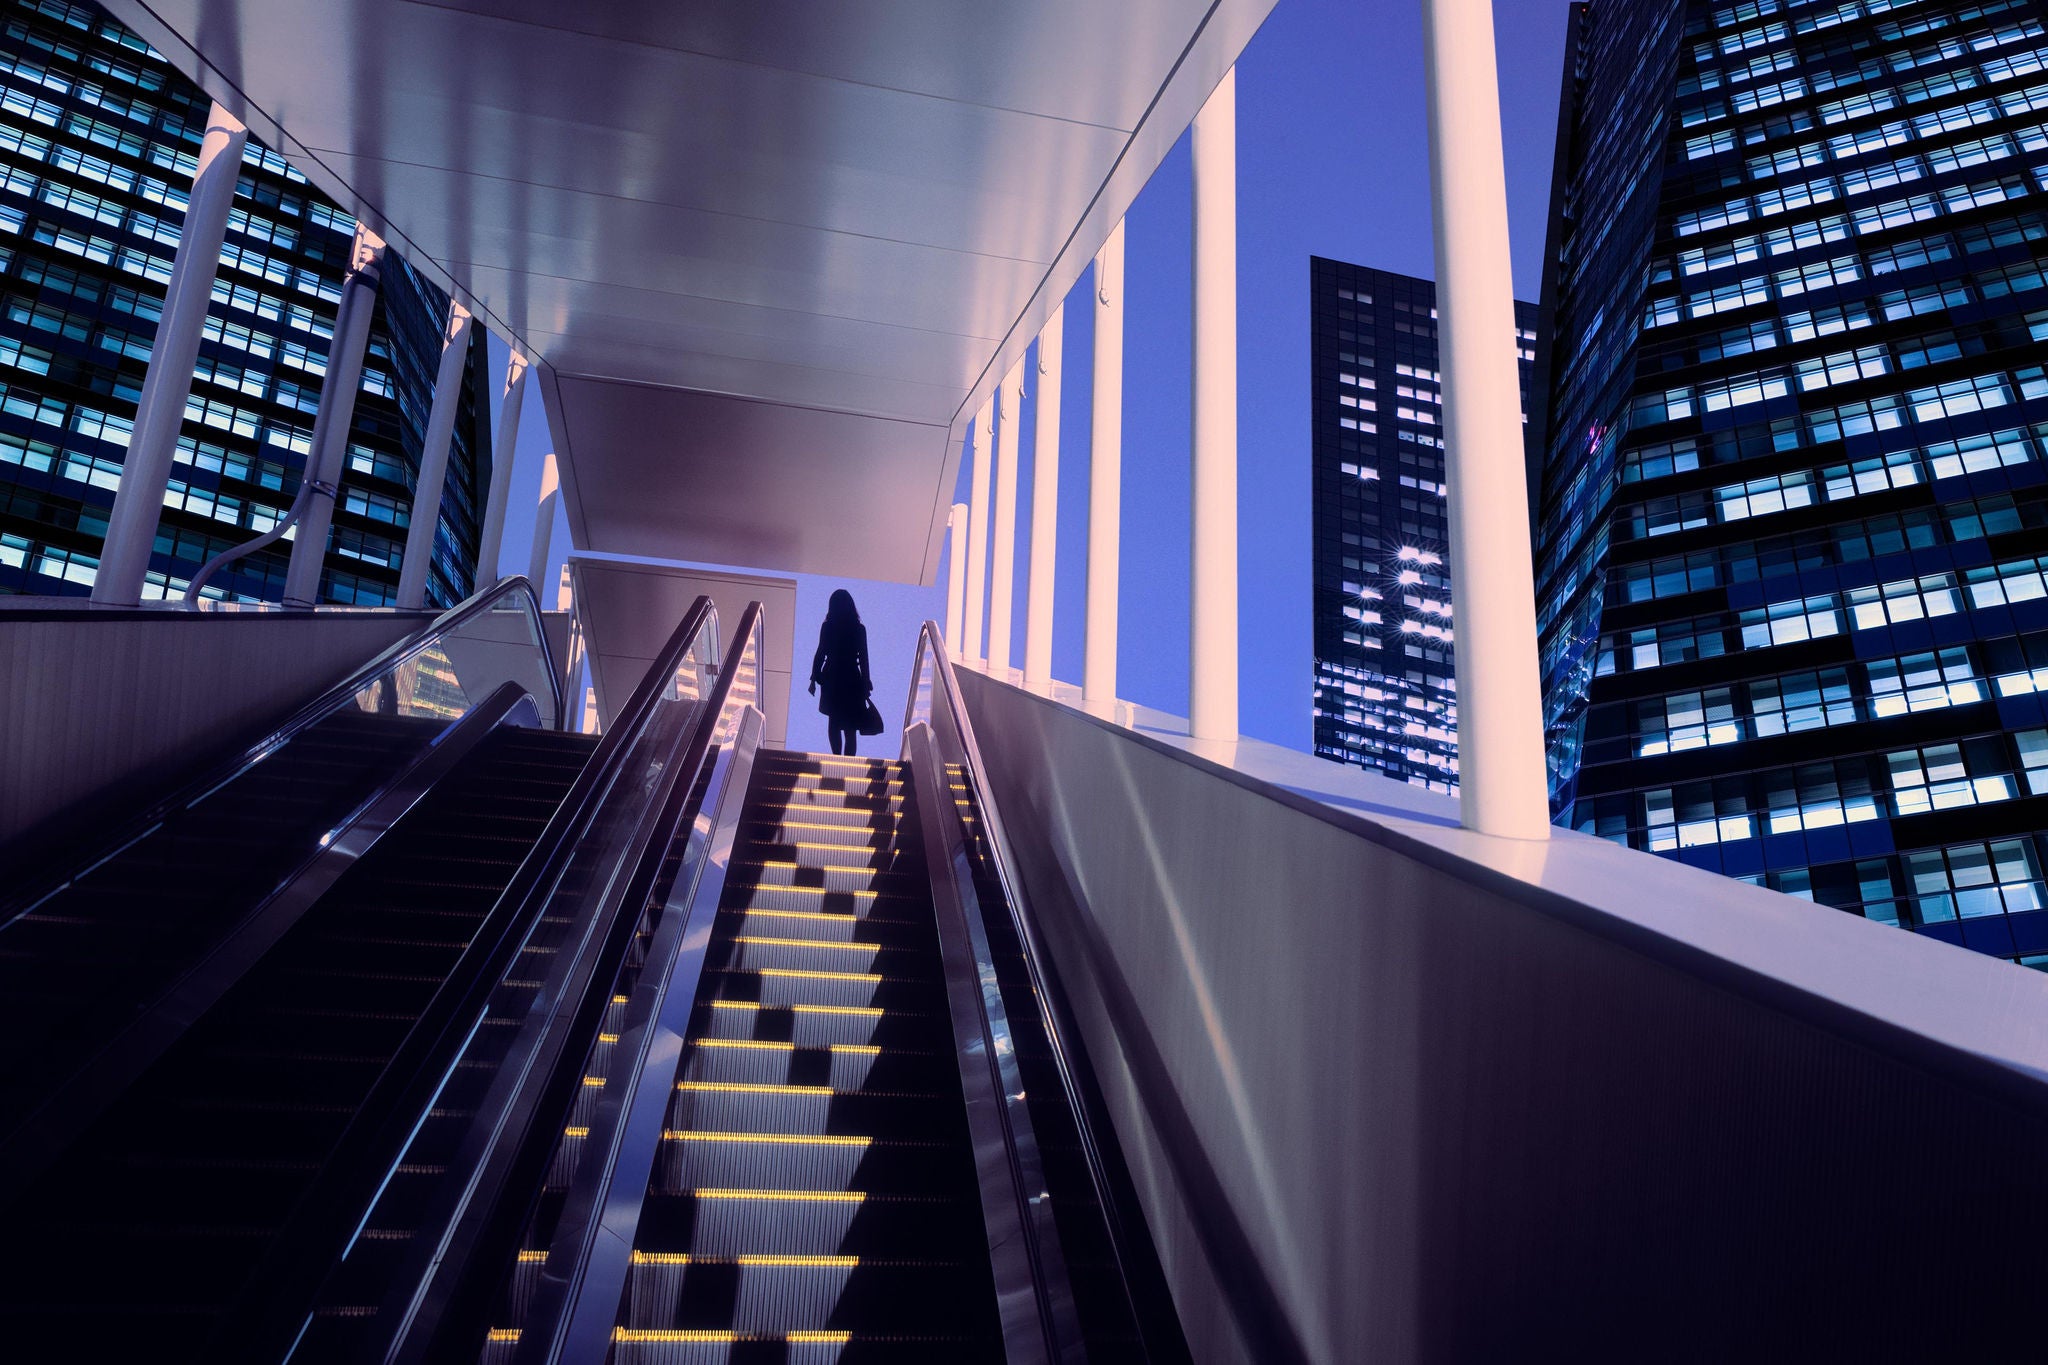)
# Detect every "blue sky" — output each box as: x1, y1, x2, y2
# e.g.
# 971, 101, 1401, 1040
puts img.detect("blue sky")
491, 0, 1576, 754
